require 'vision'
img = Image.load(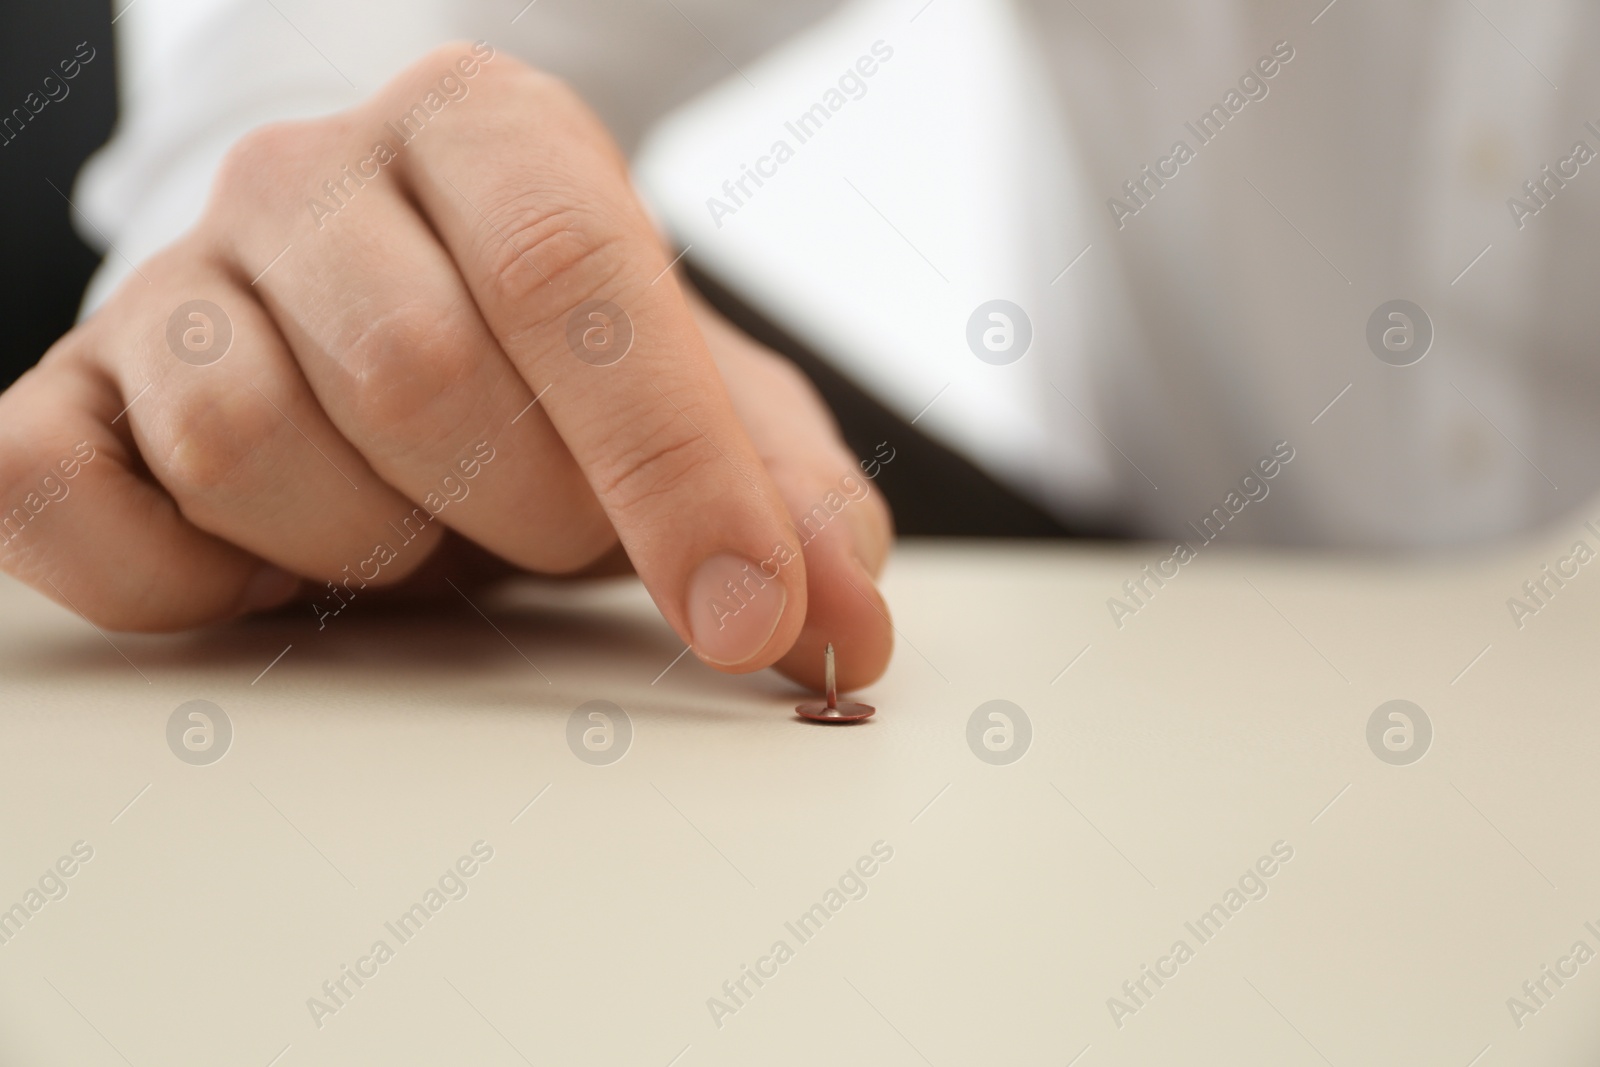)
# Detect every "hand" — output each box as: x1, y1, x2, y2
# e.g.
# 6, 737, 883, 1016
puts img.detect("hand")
0, 42, 893, 690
